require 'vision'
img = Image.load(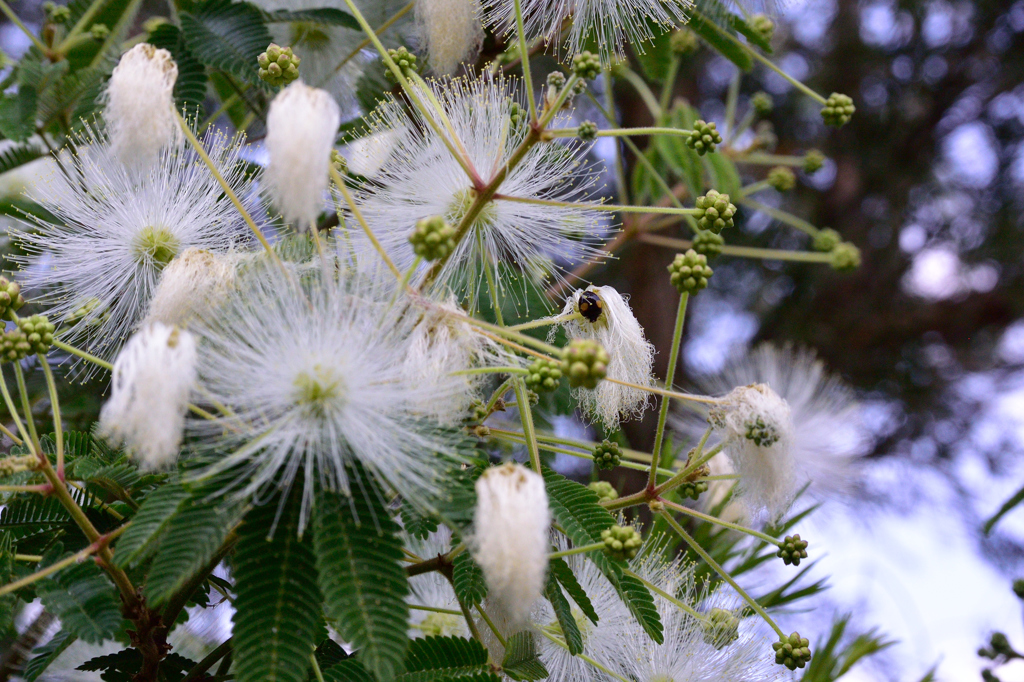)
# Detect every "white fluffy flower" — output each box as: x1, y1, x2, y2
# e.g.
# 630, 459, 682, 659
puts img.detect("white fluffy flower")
404, 527, 470, 638
189, 264, 472, 531
353, 75, 607, 300
146, 248, 238, 327
471, 463, 550, 630
104, 43, 180, 172
16, 127, 256, 367
482, 0, 689, 64
265, 81, 341, 229
99, 323, 197, 469
415, 0, 484, 74
552, 285, 655, 429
